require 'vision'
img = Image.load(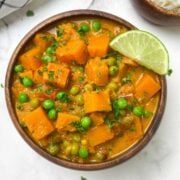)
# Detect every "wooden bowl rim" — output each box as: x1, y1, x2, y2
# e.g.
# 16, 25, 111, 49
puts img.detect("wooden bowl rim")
5, 9, 167, 170
146, 0, 180, 16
